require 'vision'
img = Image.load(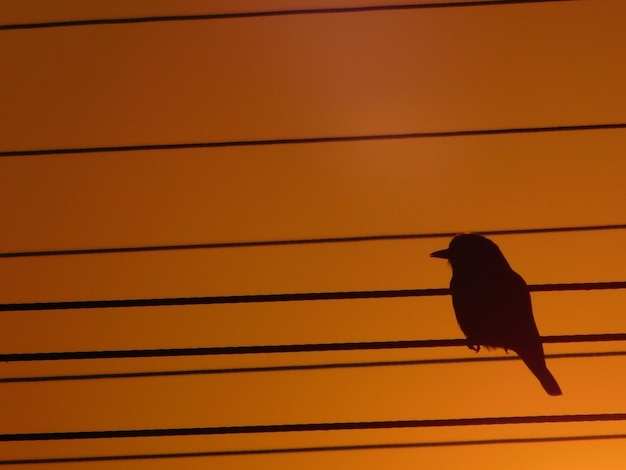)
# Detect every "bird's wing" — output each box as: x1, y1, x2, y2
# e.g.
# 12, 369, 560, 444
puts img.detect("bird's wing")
451, 269, 541, 349
497, 270, 542, 348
